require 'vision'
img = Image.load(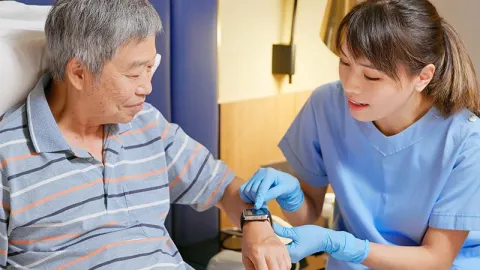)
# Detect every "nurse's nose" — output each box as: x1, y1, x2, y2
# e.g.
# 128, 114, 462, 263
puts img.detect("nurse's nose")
343, 76, 362, 95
